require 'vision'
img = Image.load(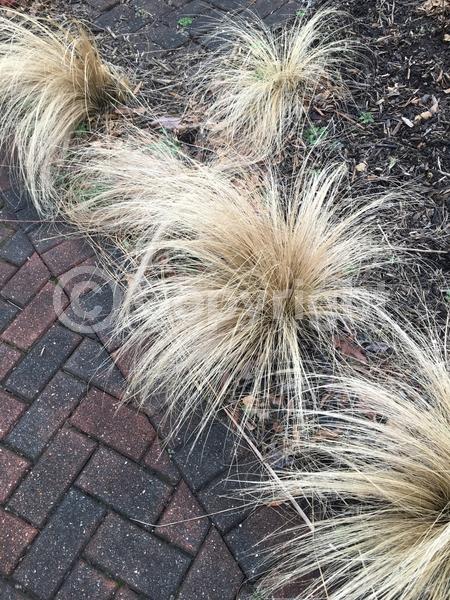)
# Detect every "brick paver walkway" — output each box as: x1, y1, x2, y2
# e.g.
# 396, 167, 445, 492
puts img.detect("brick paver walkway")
0, 161, 301, 600
0, 2, 305, 598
